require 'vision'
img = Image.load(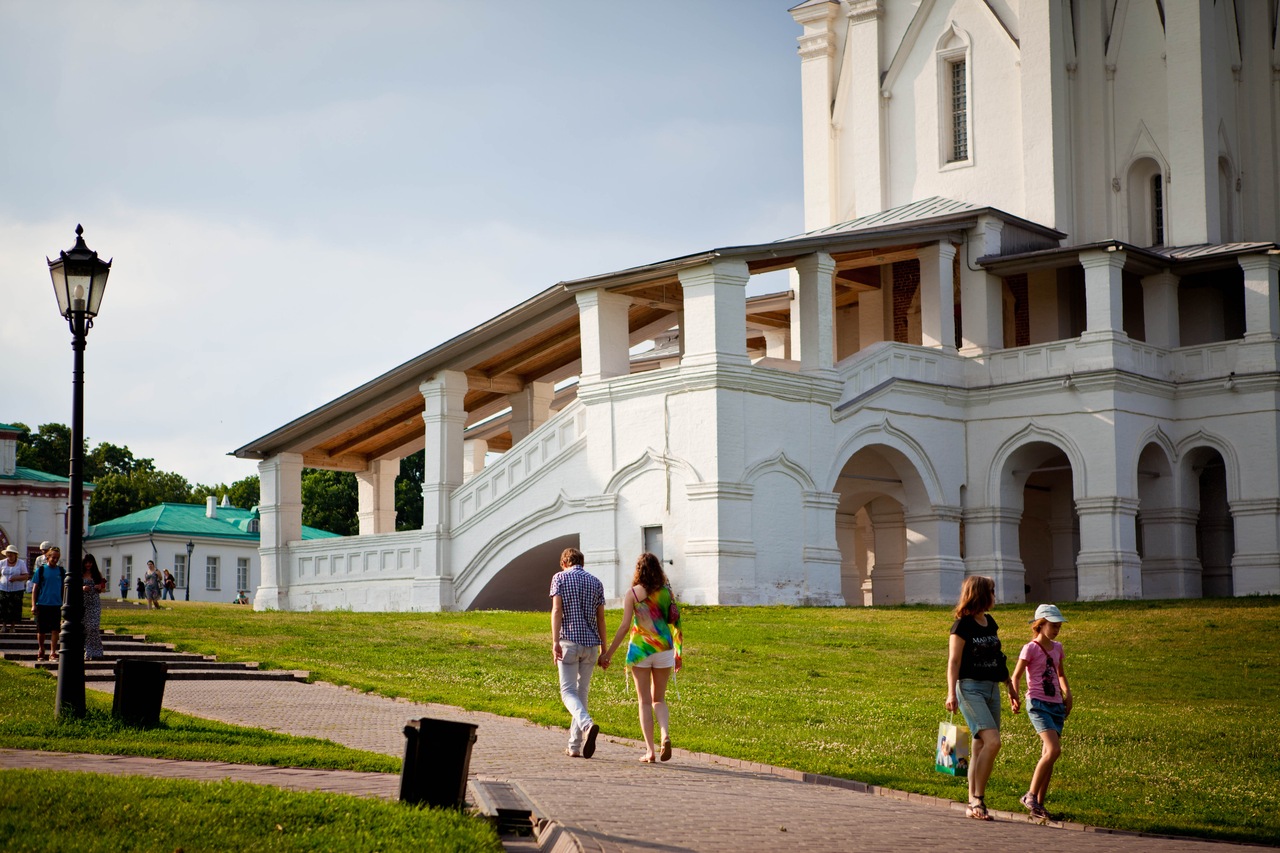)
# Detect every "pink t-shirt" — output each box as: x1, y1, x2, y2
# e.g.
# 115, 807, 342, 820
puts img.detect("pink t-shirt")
1019, 640, 1065, 704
